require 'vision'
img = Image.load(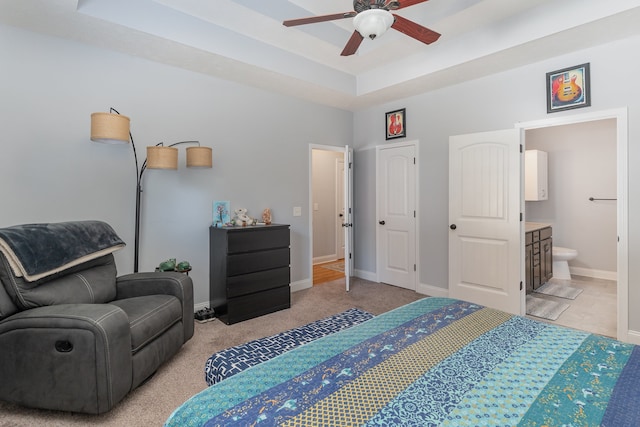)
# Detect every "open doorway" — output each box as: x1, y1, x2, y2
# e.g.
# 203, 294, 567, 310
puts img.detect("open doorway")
311, 147, 346, 285
518, 108, 628, 341
524, 119, 617, 337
